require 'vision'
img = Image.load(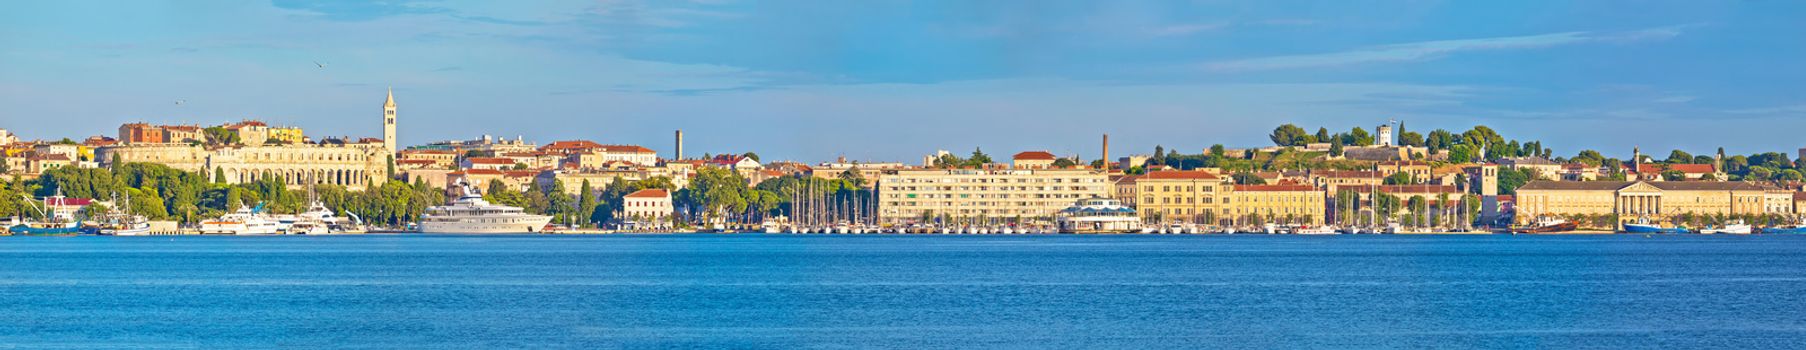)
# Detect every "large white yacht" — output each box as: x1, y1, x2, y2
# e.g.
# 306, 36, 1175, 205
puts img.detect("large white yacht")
419, 180, 552, 234
200, 204, 280, 235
